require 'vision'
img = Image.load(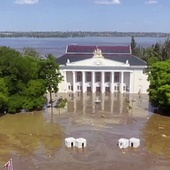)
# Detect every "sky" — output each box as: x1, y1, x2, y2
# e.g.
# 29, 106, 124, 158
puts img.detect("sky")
0, 0, 170, 32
